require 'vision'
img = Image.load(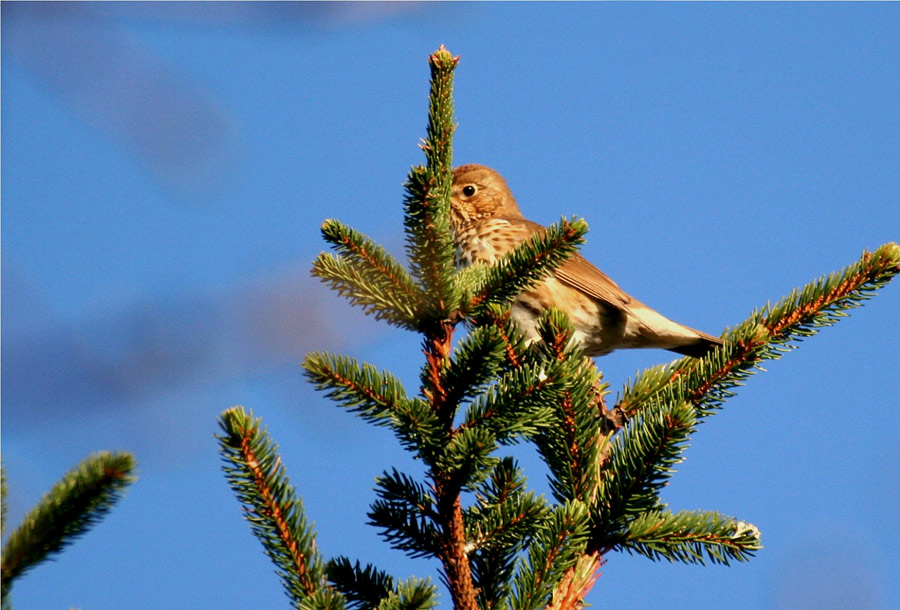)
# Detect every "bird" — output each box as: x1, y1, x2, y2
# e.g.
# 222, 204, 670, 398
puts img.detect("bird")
449, 164, 723, 358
